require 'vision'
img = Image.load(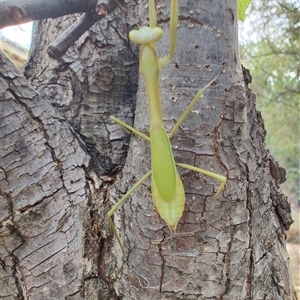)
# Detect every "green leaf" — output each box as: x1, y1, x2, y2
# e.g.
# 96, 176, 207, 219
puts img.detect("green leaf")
238, 0, 252, 21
